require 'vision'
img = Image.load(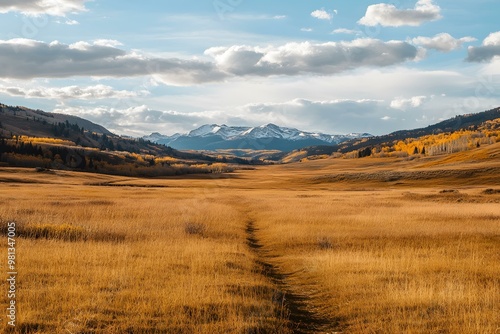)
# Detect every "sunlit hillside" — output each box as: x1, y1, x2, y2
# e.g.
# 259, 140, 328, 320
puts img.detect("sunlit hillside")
281, 108, 500, 163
